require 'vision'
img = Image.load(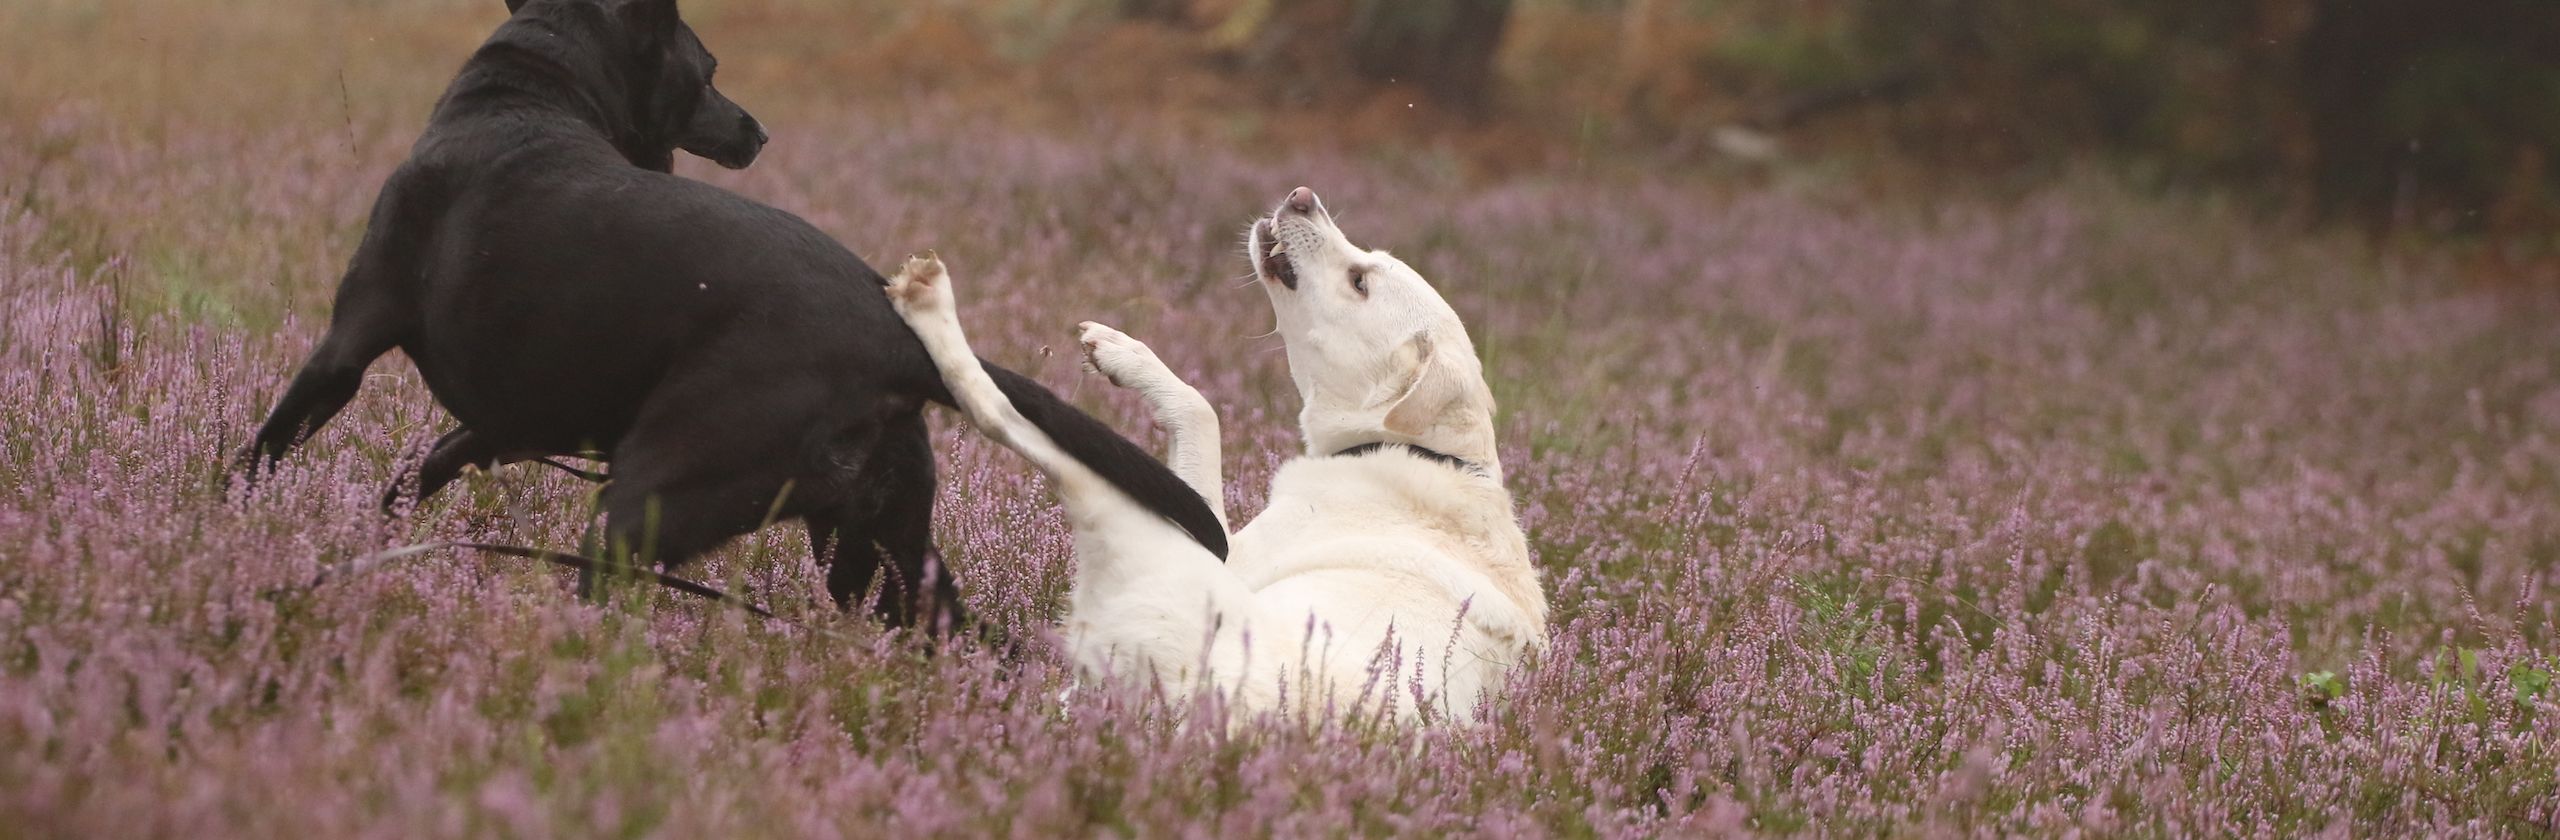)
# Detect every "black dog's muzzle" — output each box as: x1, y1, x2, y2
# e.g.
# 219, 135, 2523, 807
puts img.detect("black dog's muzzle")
716, 114, 767, 169
681, 90, 766, 170
693, 114, 764, 170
